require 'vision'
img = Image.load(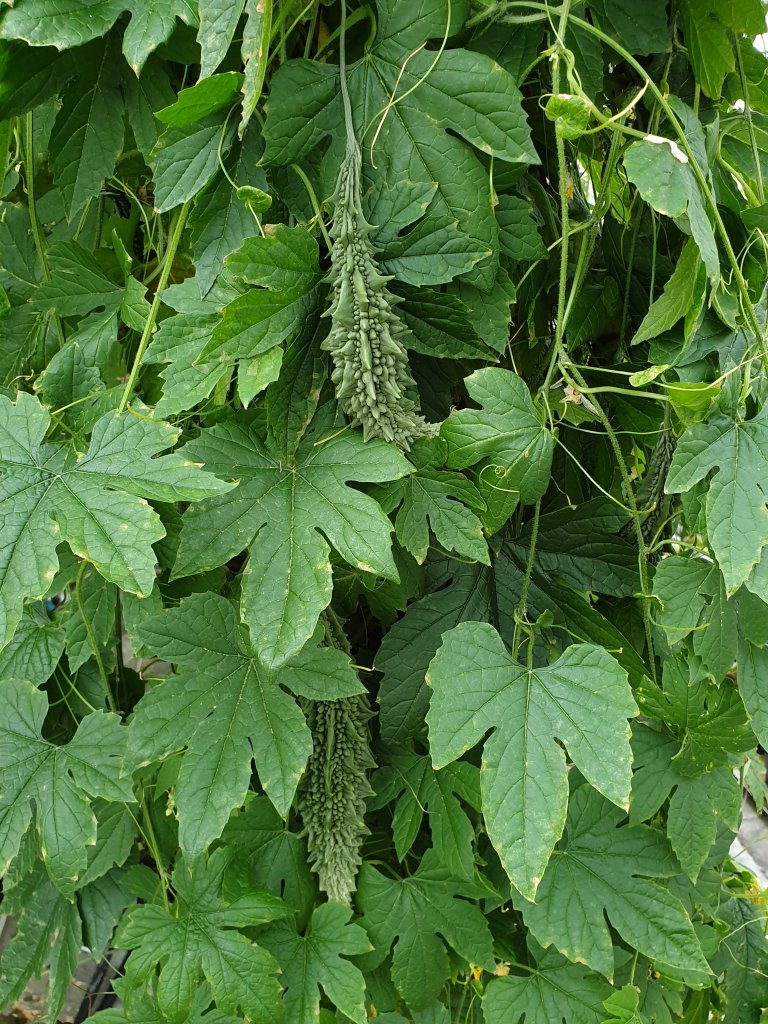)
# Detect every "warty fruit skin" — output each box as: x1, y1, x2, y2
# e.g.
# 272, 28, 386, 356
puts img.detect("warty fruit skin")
323, 140, 435, 449
298, 693, 375, 905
